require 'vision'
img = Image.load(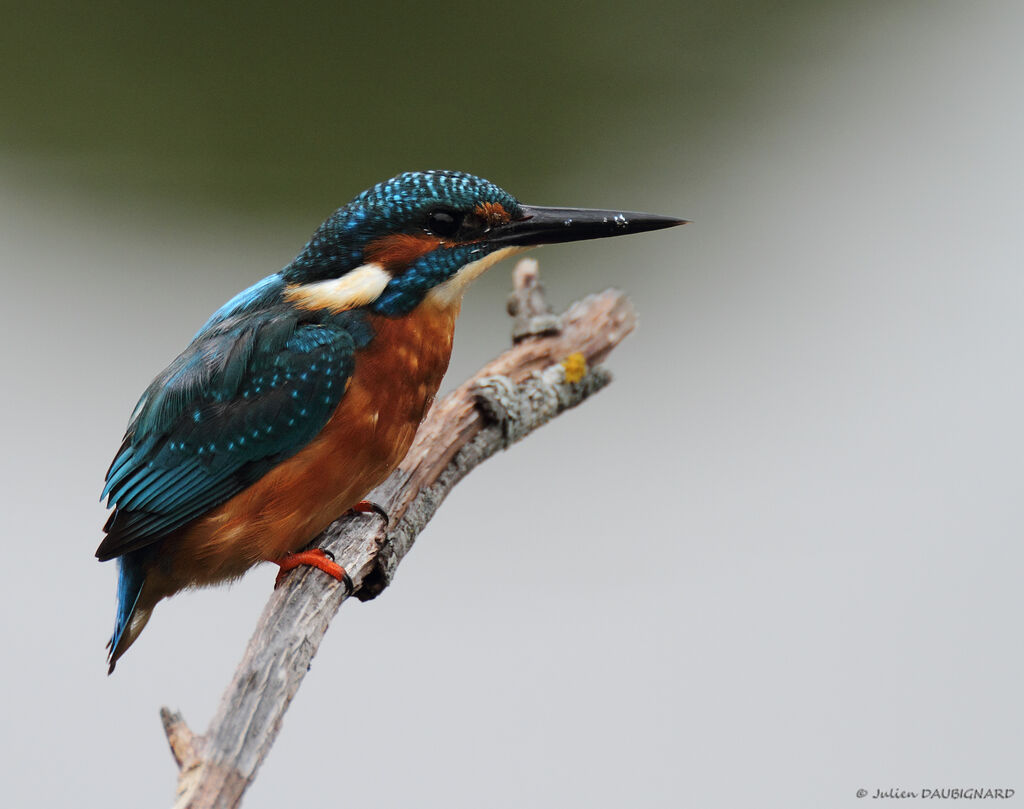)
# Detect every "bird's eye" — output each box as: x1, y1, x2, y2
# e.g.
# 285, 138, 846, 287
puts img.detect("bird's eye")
425, 209, 462, 239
